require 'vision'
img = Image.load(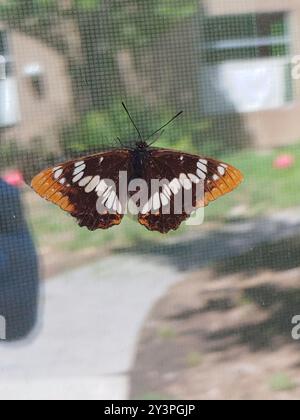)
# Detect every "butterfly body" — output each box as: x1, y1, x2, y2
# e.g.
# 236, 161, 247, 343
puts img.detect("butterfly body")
131, 143, 150, 179
31, 104, 243, 234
